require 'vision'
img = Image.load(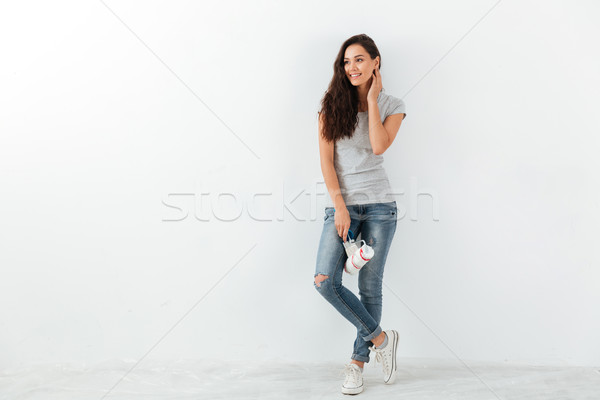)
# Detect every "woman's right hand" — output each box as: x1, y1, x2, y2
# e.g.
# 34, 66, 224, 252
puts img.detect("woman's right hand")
334, 207, 352, 242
